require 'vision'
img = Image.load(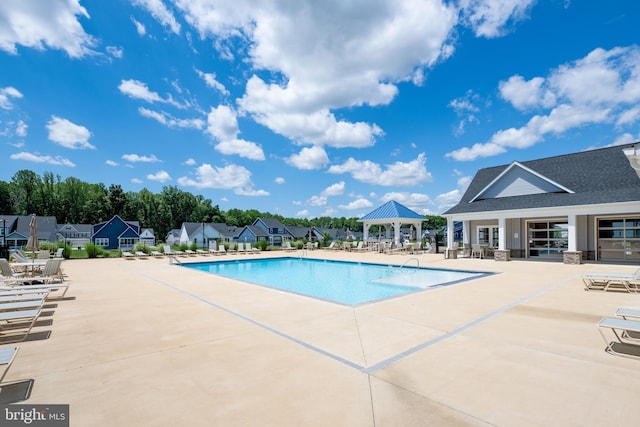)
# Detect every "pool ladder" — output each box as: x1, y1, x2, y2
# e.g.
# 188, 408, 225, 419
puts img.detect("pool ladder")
399, 257, 419, 271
